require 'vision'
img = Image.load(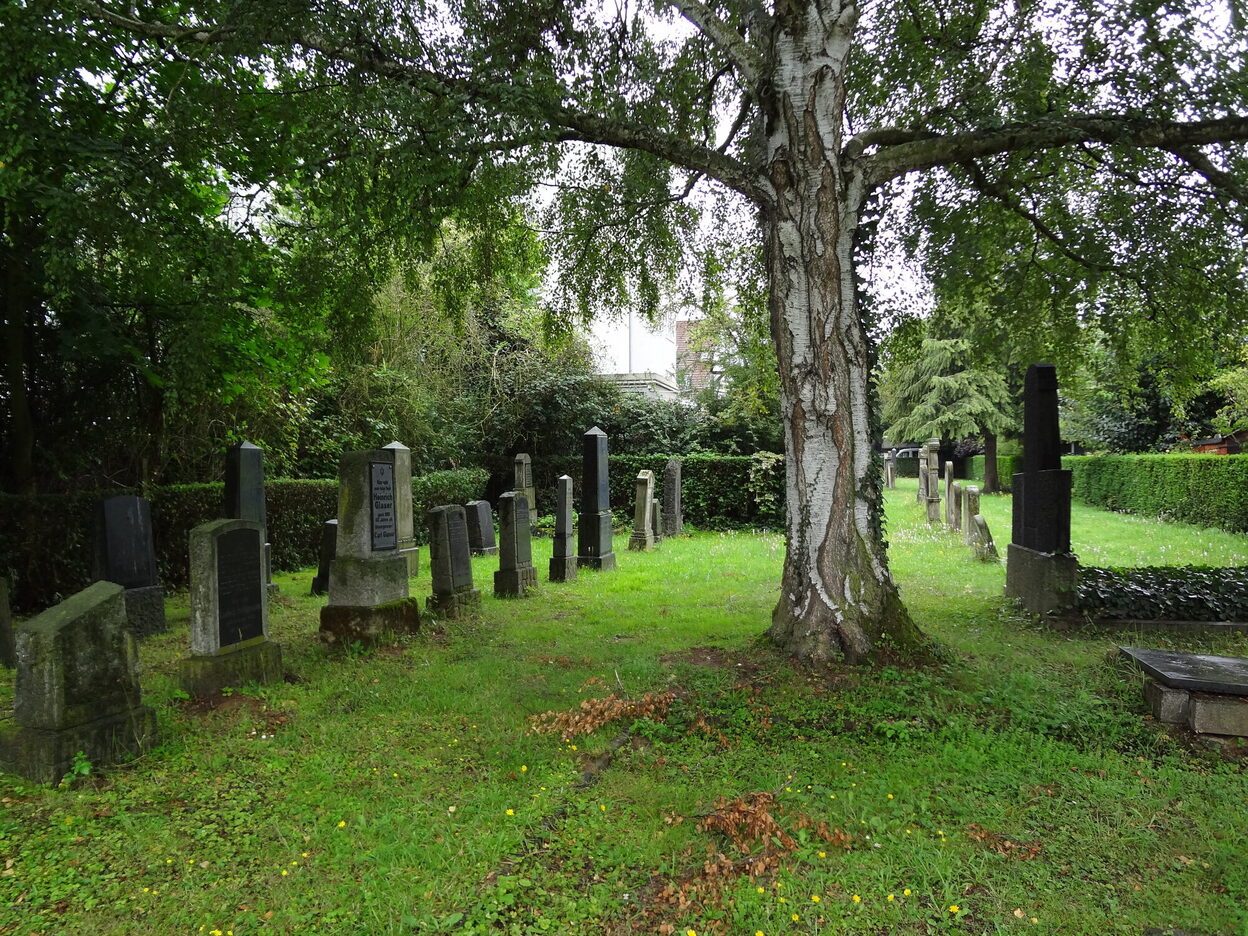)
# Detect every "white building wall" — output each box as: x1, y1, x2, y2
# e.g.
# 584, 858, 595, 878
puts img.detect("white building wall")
591, 310, 677, 379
